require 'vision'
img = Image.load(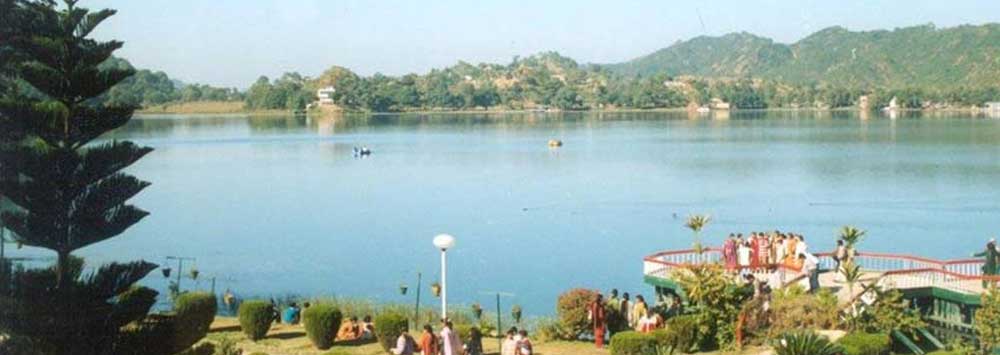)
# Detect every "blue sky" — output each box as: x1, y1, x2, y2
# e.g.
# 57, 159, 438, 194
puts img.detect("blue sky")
88, 0, 1000, 88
